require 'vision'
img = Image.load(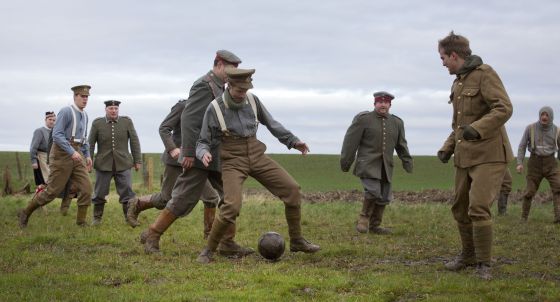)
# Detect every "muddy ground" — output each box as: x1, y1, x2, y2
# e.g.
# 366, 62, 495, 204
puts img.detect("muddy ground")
245, 188, 555, 204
